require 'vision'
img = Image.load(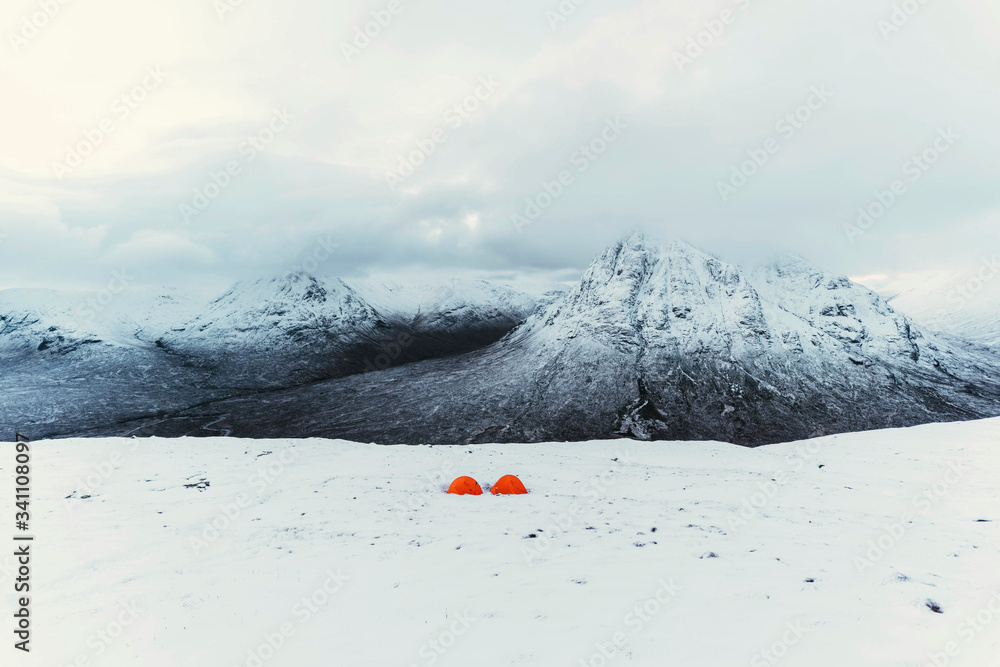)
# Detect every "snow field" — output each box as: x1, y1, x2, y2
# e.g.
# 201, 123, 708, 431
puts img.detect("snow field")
2, 418, 999, 666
